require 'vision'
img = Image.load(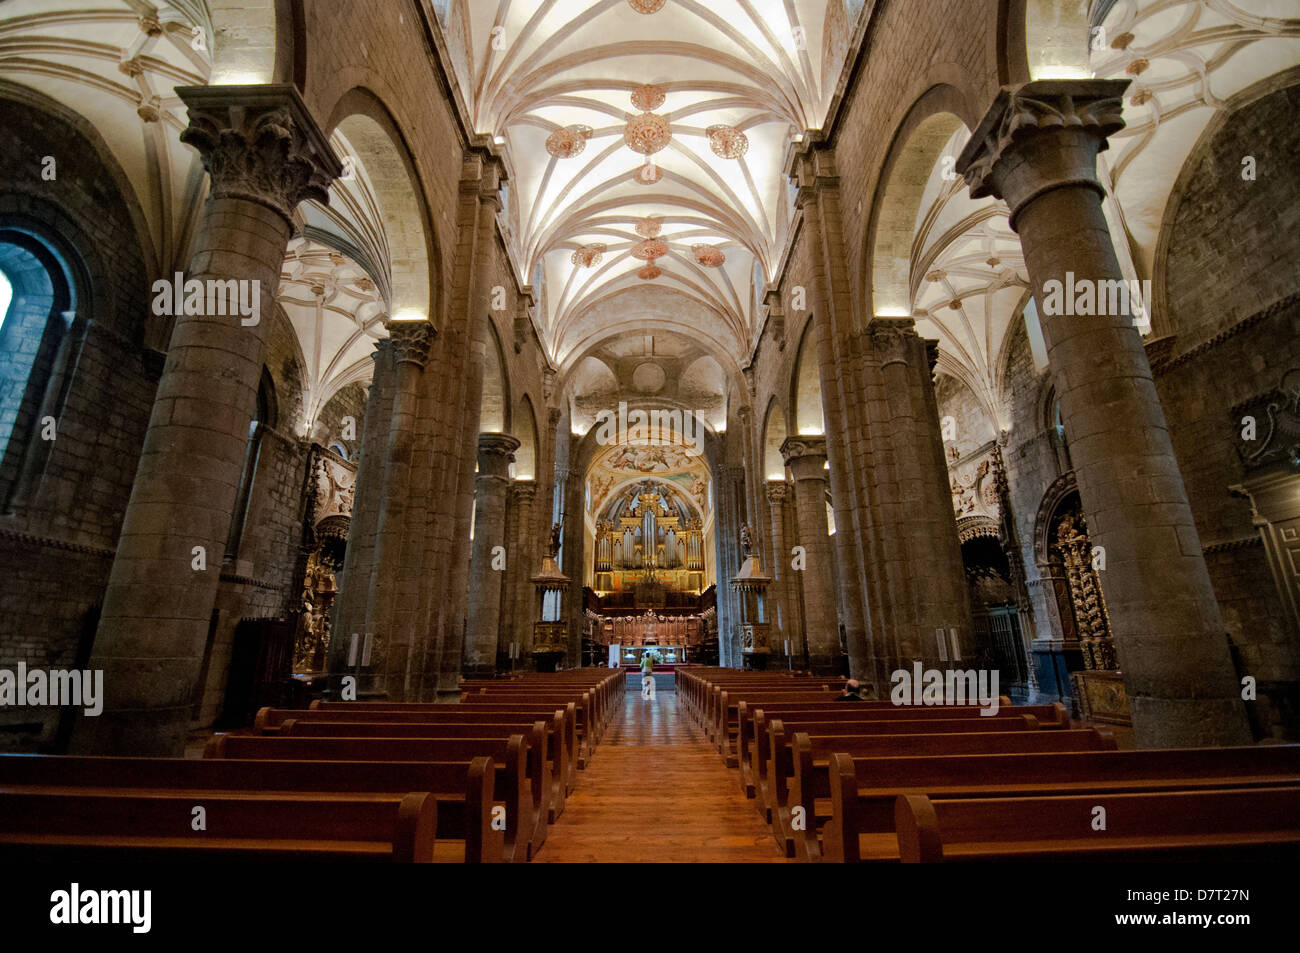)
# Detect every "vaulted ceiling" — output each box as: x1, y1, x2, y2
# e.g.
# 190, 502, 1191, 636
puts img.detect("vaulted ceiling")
441, 0, 856, 368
